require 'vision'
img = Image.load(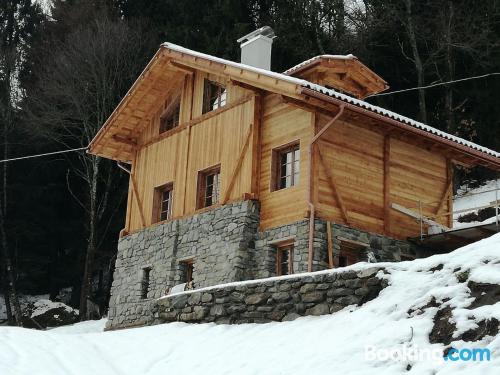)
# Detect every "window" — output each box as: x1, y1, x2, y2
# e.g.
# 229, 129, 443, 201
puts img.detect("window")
140, 267, 151, 299
179, 259, 194, 286
276, 243, 294, 276
337, 238, 367, 267
197, 165, 221, 209
272, 142, 300, 191
153, 183, 173, 223
185, 260, 194, 283
202, 79, 226, 114
159, 99, 180, 134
